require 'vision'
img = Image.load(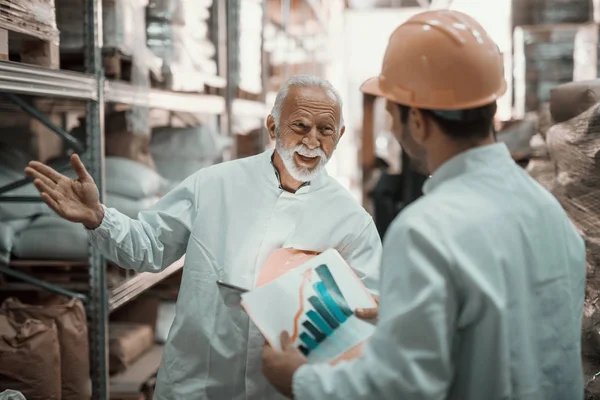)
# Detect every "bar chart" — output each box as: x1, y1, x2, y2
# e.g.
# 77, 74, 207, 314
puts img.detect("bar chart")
241, 247, 376, 363
296, 264, 355, 356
